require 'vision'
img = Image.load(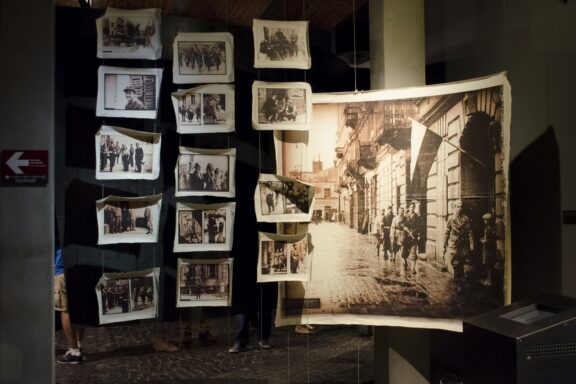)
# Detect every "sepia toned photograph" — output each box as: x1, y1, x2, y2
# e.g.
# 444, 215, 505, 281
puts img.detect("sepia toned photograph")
177, 258, 232, 307
96, 66, 163, 119
96, 7, 162, 60
258, 232, 312, 282
96, 194, 162, 245
173, 32, 234, 84
174, 202, 235, 252
253, 19, 311, 69
274, 73, 511, 331
95, 125, 161, 180
171, 84, 235, 133
254, 173, 315, 223
175, 147, 235, 198
252, 81, 312, 131
95, 268, 159, 325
